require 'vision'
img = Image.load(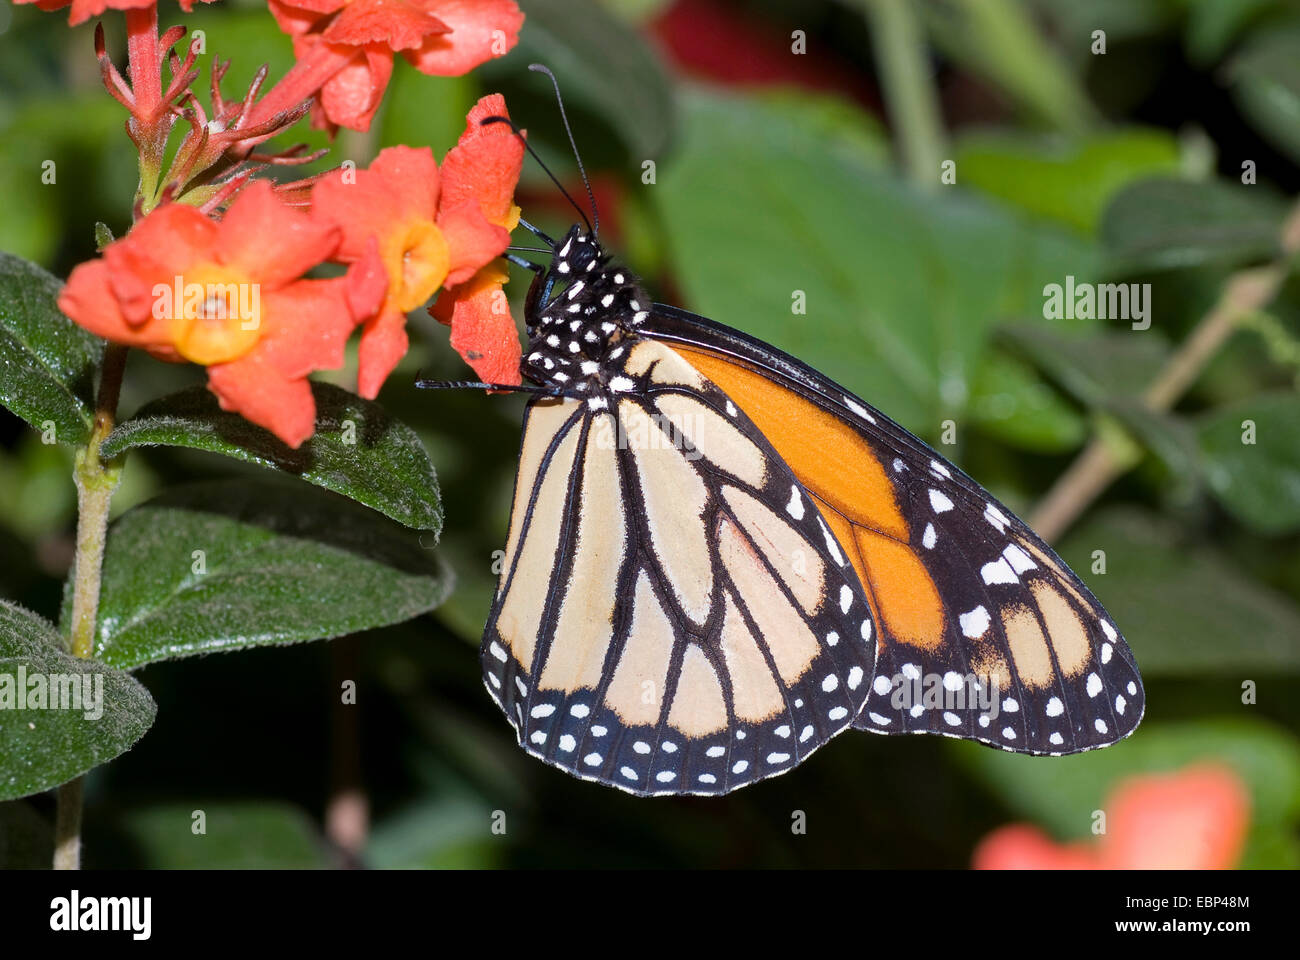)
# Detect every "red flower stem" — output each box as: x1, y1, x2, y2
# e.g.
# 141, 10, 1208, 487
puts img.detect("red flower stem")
124, 5, 171, 203
125, 6, 162, 120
